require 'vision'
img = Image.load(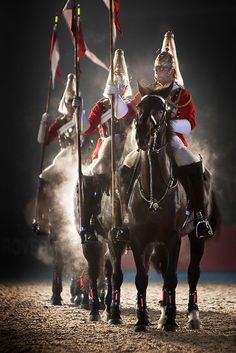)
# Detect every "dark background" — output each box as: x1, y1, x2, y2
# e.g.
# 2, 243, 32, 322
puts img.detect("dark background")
2, 0, 235, 279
